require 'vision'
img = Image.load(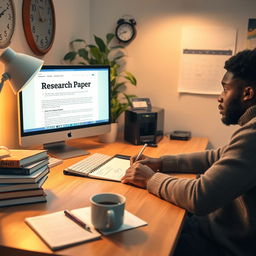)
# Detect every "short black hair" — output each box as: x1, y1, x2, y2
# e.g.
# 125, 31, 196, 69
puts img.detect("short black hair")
224, 48, 256, 85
